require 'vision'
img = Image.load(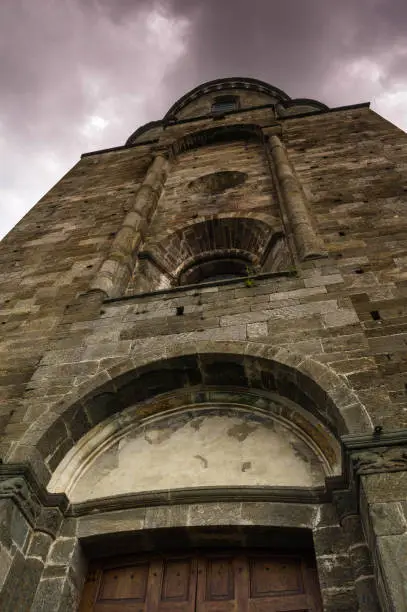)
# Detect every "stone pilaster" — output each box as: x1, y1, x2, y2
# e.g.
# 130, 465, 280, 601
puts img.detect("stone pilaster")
359, 468, 407, 611
268, 133, 326, 261
91, 152, 171, 298
0, 467, 68, 611
333, 488, 381, 612
343, 431, 407, 612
